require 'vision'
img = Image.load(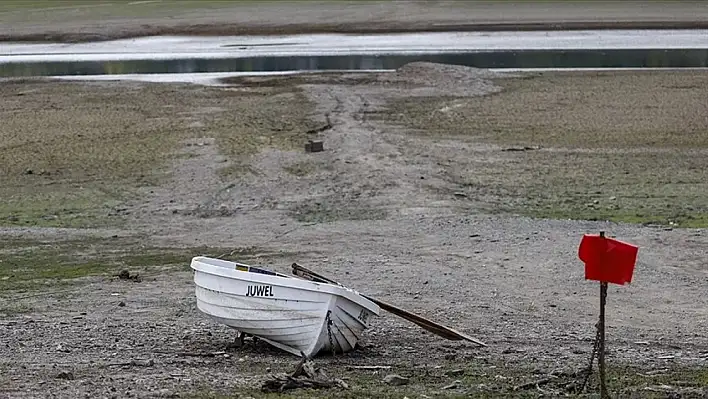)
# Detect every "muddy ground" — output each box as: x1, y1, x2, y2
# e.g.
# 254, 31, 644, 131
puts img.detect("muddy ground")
1, 62, 707, 398
2, 1, 708, 42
